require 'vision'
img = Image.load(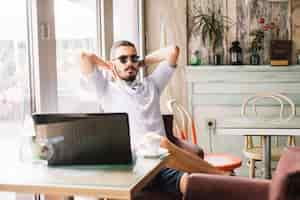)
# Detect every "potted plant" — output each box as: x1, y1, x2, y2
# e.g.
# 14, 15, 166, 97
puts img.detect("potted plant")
191, 8, 232, 65
249, 17, 276, 65
249, 29, 264, 65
